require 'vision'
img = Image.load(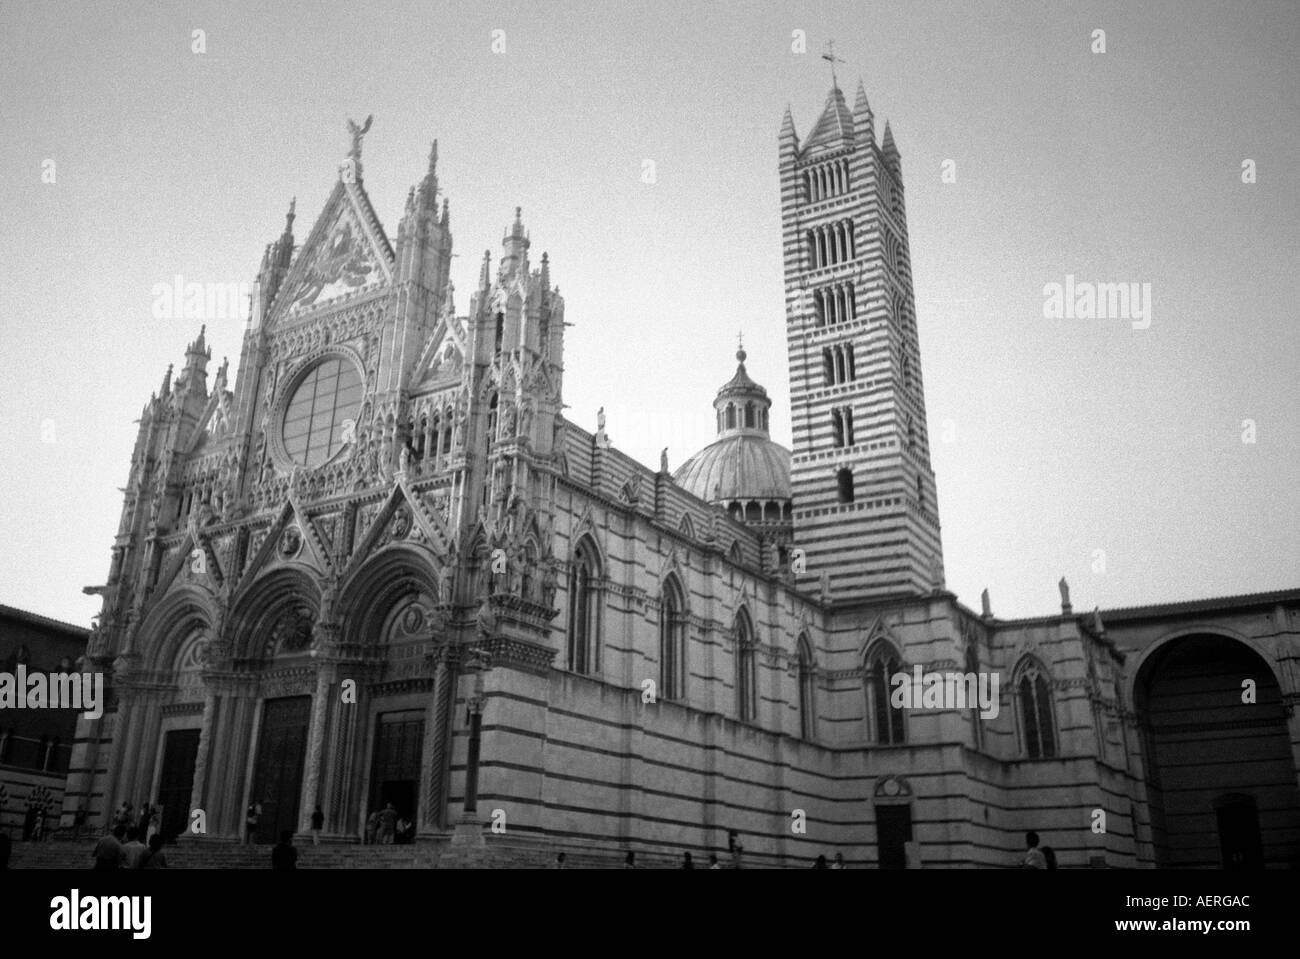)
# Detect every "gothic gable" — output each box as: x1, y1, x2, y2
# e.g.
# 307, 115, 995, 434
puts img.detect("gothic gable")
271, 178, 394, 324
